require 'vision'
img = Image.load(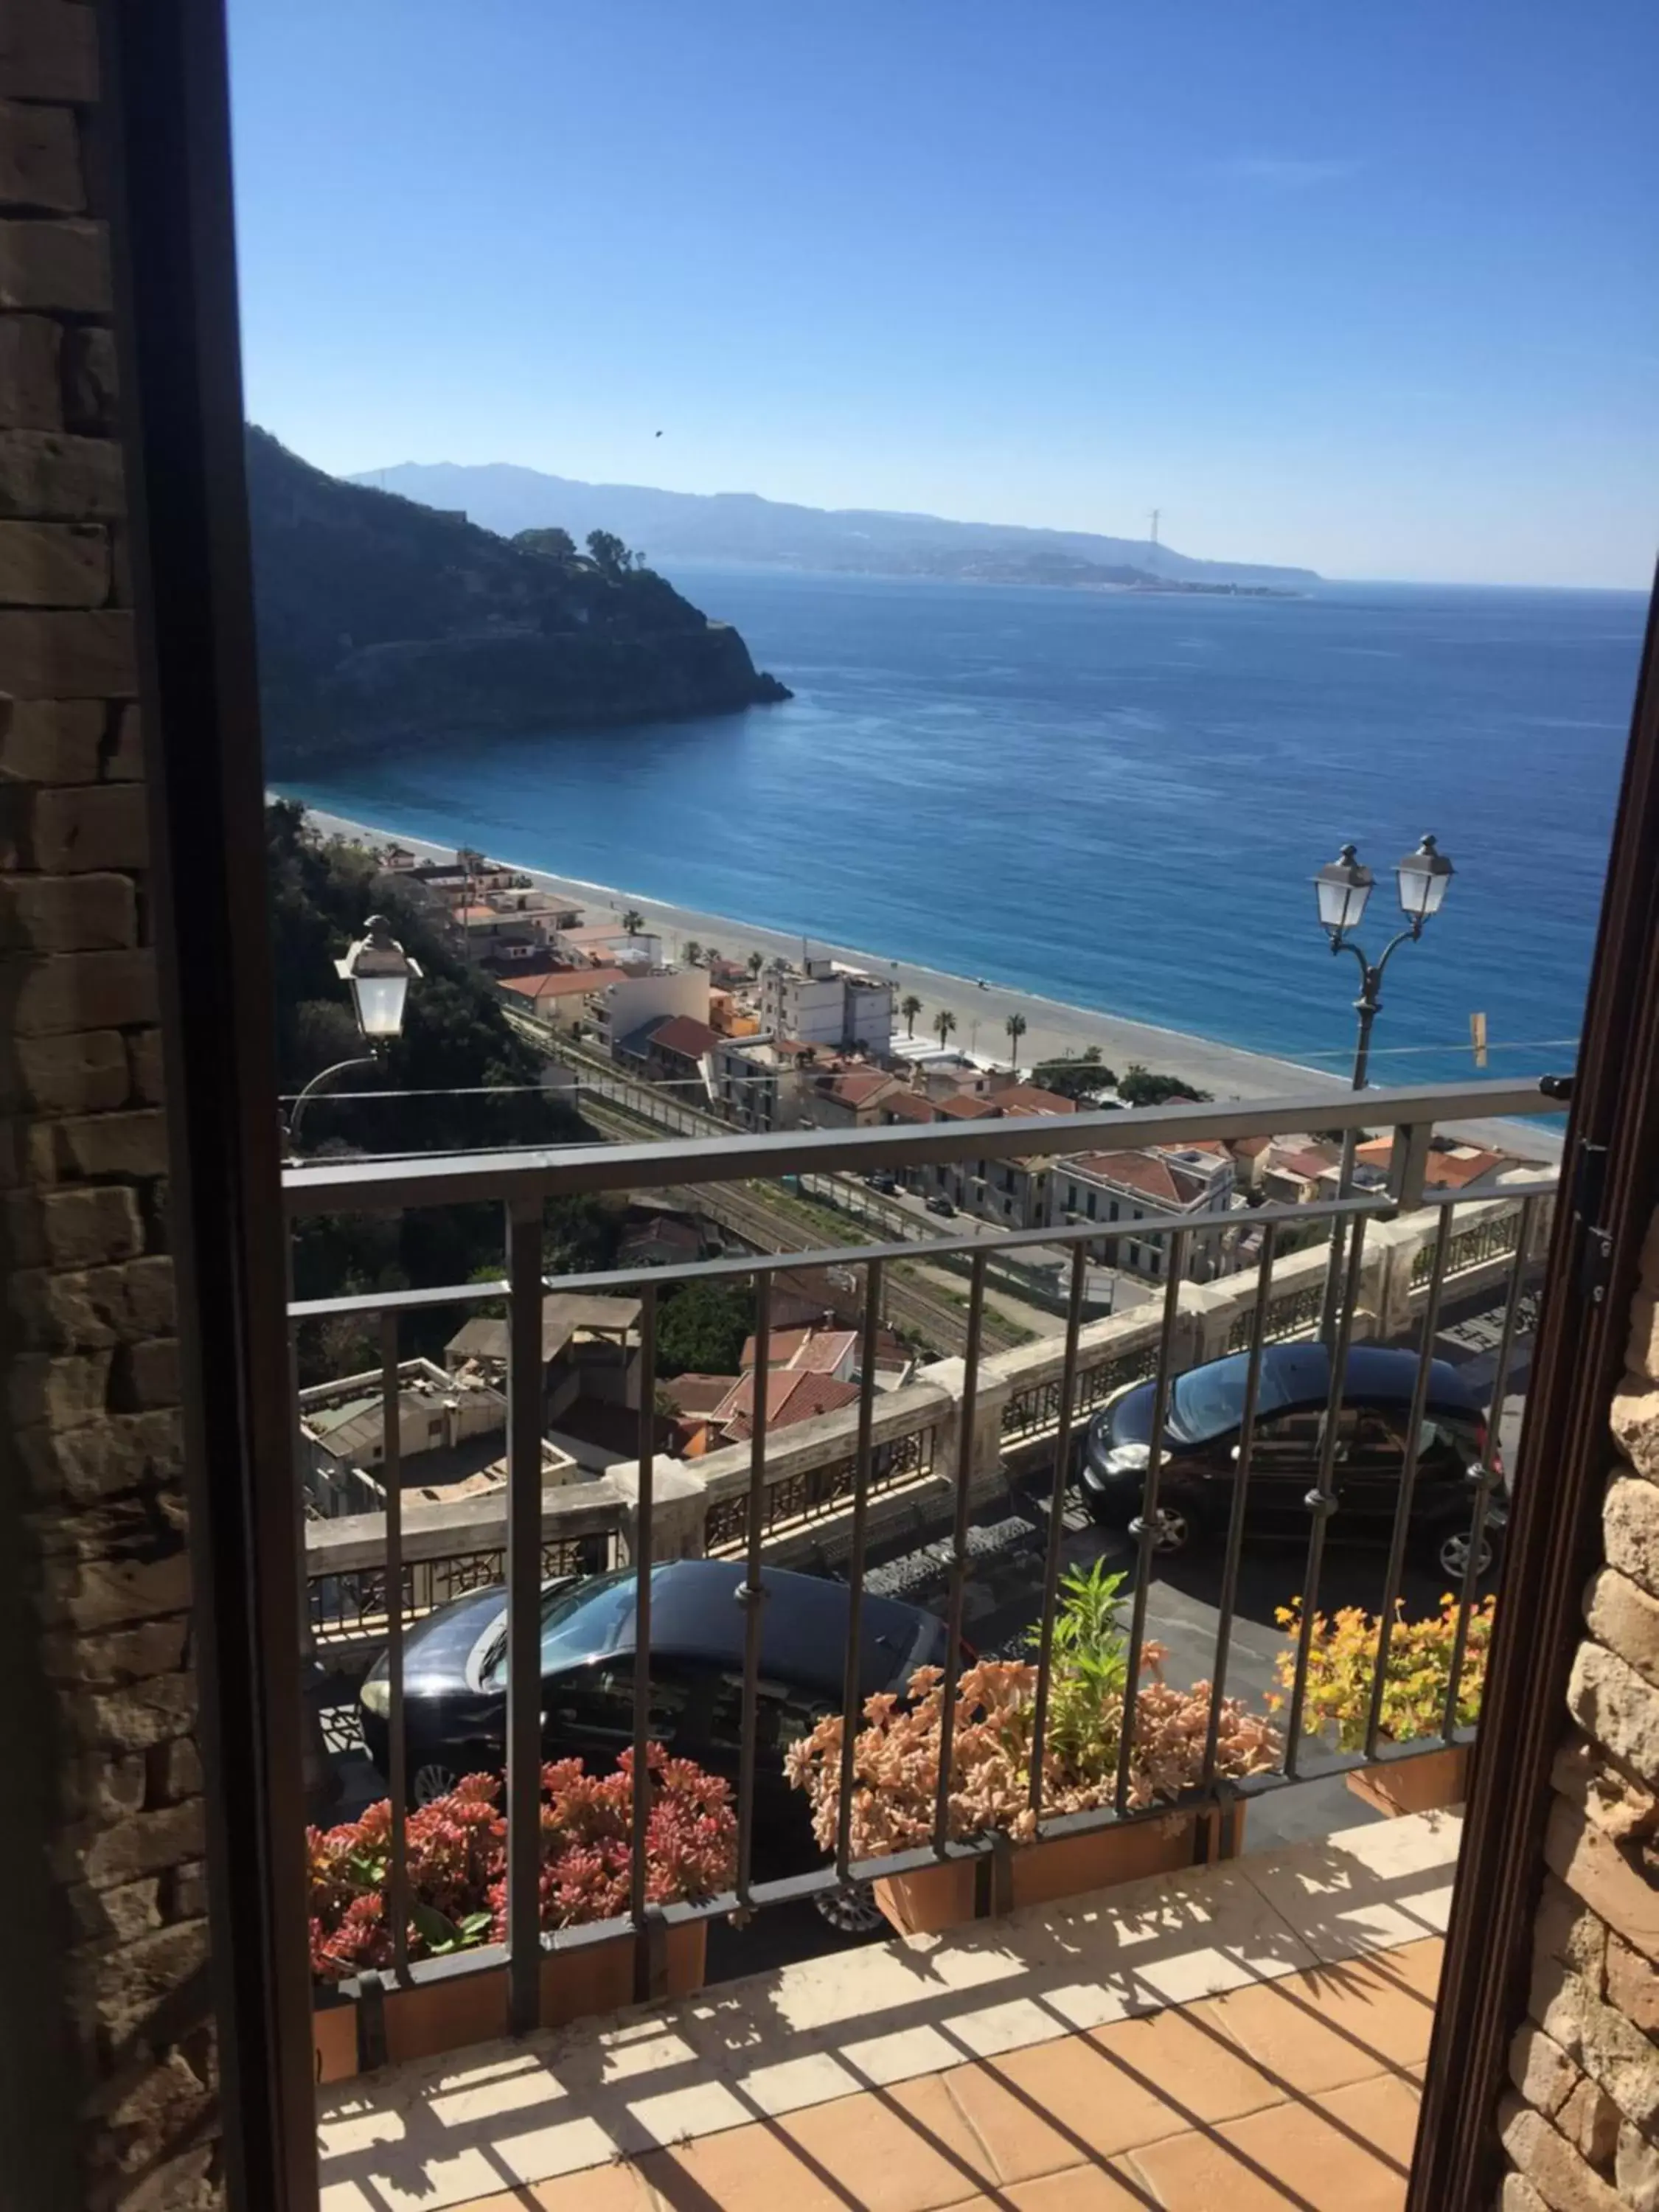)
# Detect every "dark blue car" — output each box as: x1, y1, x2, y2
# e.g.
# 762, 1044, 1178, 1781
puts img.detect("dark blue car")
1080, 1343, 1502, 1582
